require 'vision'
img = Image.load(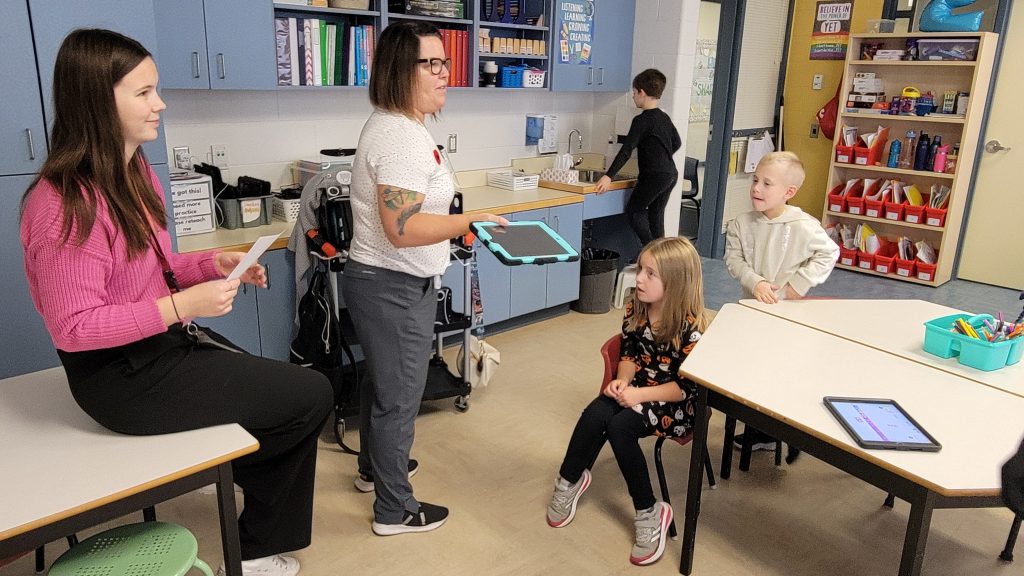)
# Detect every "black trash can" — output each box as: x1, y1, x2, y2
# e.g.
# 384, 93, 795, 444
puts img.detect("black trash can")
571, 248, 619, 314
